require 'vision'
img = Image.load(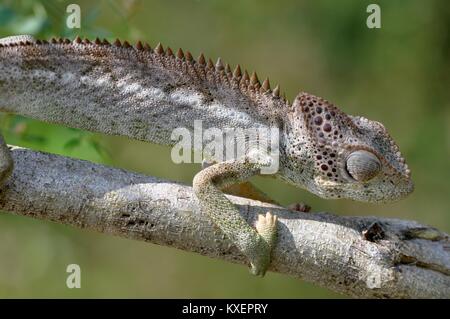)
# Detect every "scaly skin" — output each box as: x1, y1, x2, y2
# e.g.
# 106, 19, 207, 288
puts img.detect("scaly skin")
0, 35, 414, 275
